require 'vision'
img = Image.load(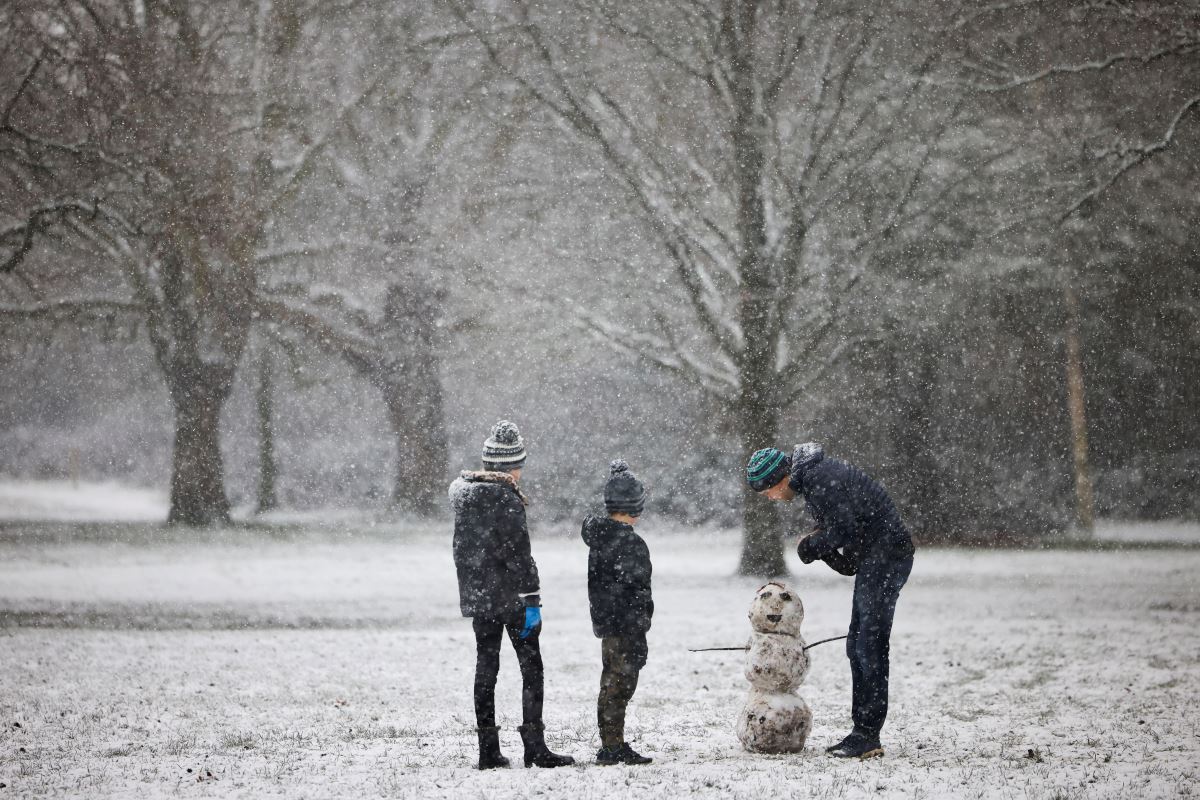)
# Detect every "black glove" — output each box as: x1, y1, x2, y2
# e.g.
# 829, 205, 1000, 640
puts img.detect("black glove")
822, 549, 858, 576
797, 533, 819, 564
